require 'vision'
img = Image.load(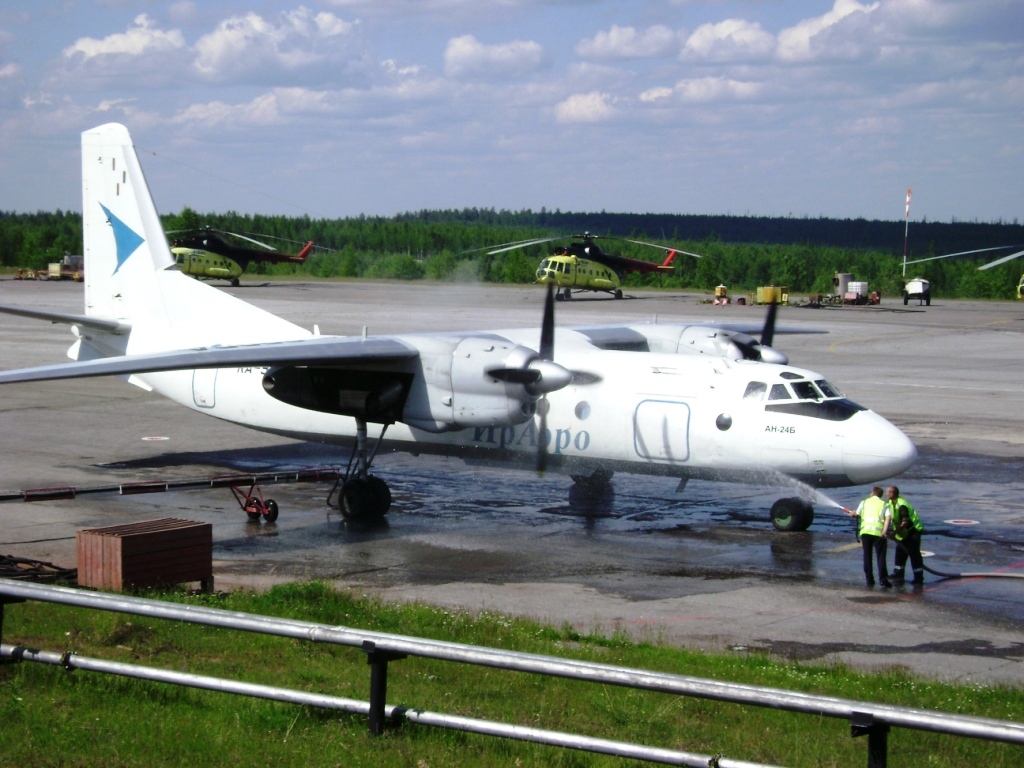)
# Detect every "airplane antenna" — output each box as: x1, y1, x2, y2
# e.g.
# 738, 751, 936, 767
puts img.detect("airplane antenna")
902, 188, 912, 278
